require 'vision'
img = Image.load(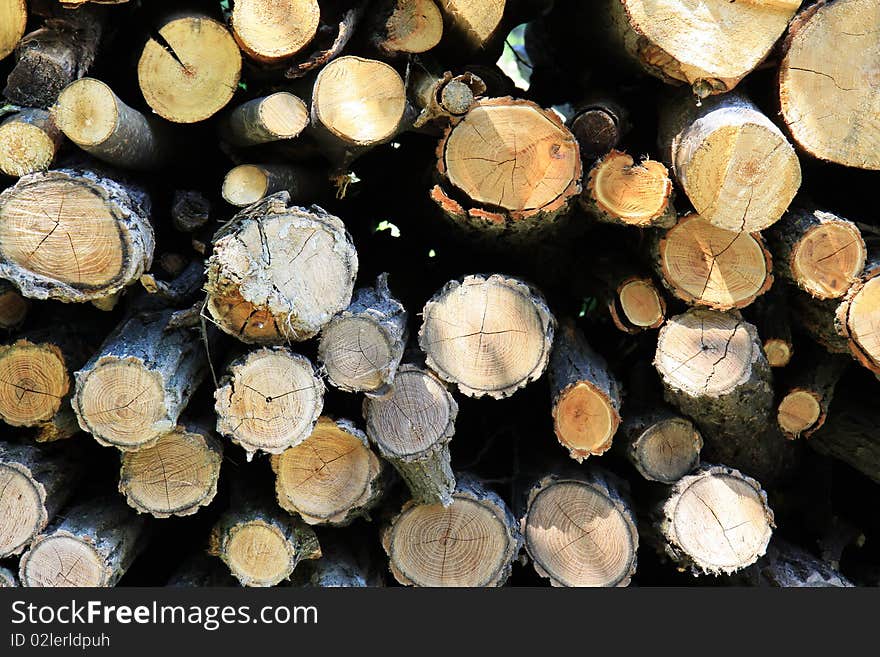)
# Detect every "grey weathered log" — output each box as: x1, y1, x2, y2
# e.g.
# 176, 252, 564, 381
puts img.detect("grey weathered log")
0, 440, 83, 558
734, 539, 853, 587
4, 7, 105, 108
363, 364, 457, 506
0, 566, 17, 587
19, 496, 148, 587
73, 309, 207, 451
318, 273, 407, 396
0, 168, 154, 304
210, 497, 321, 587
